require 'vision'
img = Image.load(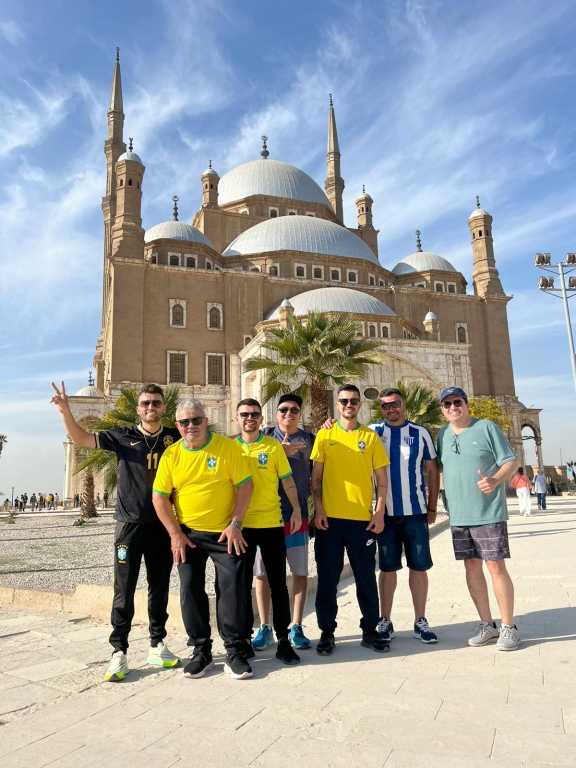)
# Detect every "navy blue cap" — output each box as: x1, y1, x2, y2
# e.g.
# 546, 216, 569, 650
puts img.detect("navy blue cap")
440, 386, 468, 402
